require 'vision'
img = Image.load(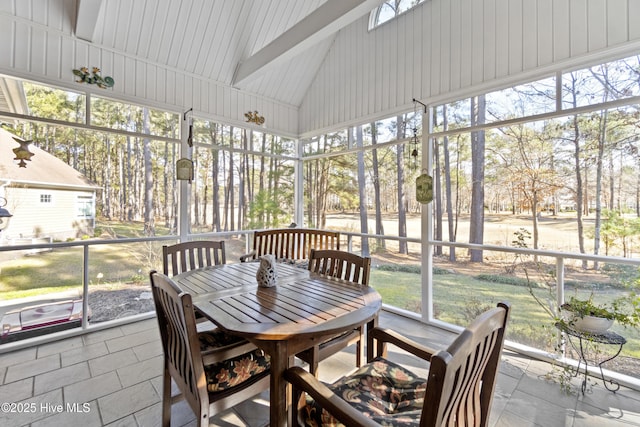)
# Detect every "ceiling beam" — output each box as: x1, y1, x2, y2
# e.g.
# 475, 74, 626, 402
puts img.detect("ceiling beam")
75, 0, 104, 42
232, 0, 382, 85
